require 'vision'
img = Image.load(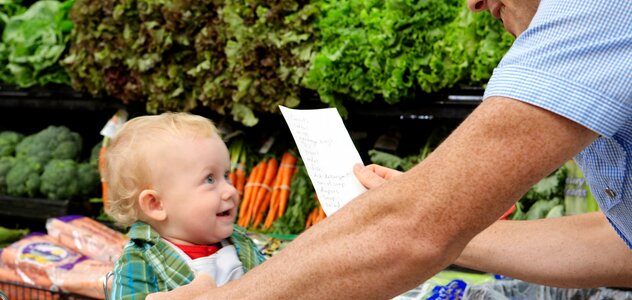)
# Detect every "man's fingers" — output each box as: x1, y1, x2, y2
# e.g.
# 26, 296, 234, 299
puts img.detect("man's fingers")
354, 164, 387, 189
371, 164, 403, 180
